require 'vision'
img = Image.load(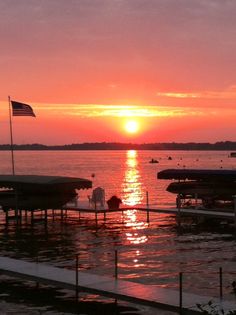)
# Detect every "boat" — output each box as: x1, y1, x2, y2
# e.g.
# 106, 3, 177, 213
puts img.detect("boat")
0, 175, 92, 211
157, 169, 236, 209
229, 152, 236, 157
149, 158, 159, 163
